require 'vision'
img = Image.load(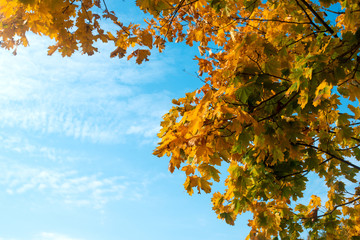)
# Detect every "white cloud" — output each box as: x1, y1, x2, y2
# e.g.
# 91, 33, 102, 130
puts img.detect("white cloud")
0, 134, 79, 162
0, 162, 147, 209
37, 232, 82, 240
0, 35, 172, 143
